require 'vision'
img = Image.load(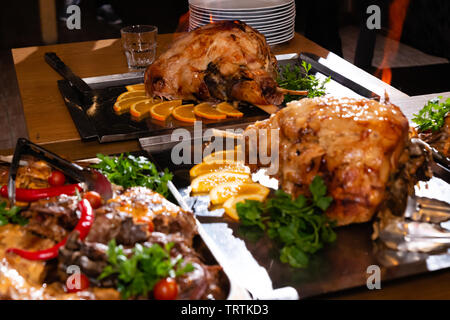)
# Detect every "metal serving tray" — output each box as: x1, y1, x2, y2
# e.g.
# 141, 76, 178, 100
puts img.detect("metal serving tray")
57, 53, 374, 147
57, 71, 267, 144
141, 135, 450, 300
